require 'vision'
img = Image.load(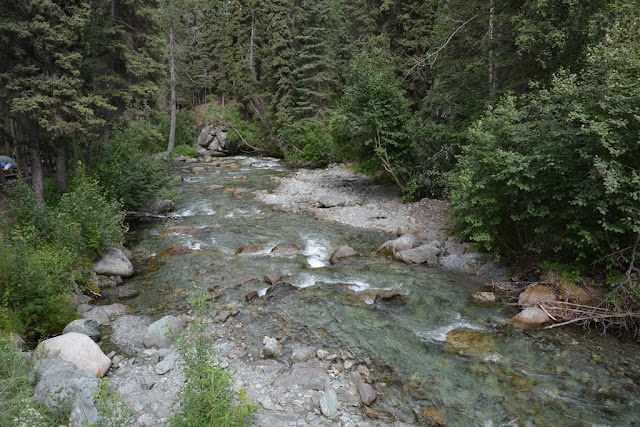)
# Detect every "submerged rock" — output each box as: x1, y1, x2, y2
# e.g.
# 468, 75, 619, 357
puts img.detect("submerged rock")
444, 329, 498, 359
270, 242, 301, 254
235, 244, 264, 254
158, 245, 198, 256
422, 407, 446, 425
35, 332, 111, 377
163, 226, 198, 235
264, 282, 297, 304
472, 291, 497, 304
